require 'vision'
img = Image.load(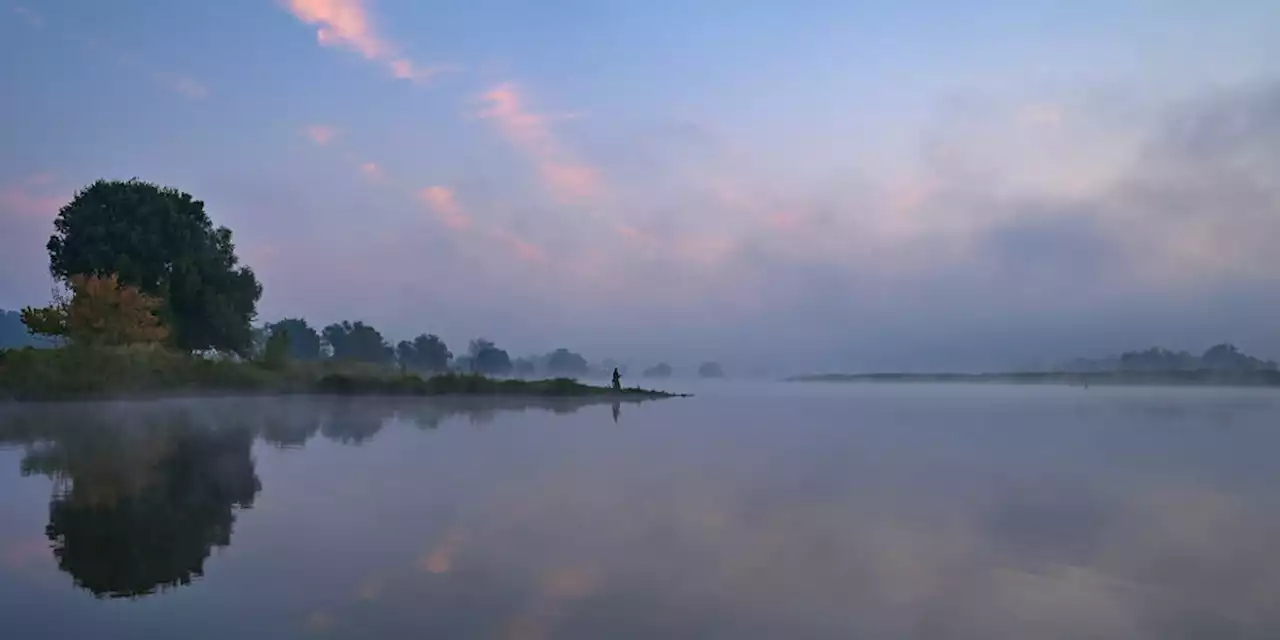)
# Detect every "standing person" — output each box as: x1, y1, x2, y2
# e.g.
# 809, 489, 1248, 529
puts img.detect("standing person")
612, 367, 622, 391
